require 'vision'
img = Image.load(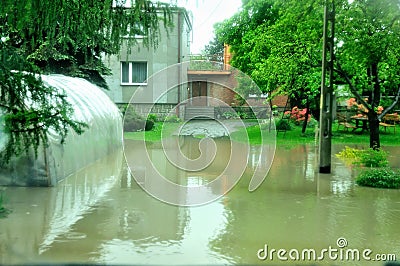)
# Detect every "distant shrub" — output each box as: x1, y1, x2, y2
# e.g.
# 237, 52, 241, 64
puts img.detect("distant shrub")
0, 191, 4, 213
222, 111, 239, 119
147, 113, 158, 123
358, 149, 389, 168
144, 120, 154, 131
307, 117, 319, 128
336, 147, 388, 168
124, 119, 144, 132
124, 109, 152, 132
164, 114, 181, 123
0, 190, 9, 218
275, 119, 291, 131
356, 168, 400, 189
336, 146, 362, 160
